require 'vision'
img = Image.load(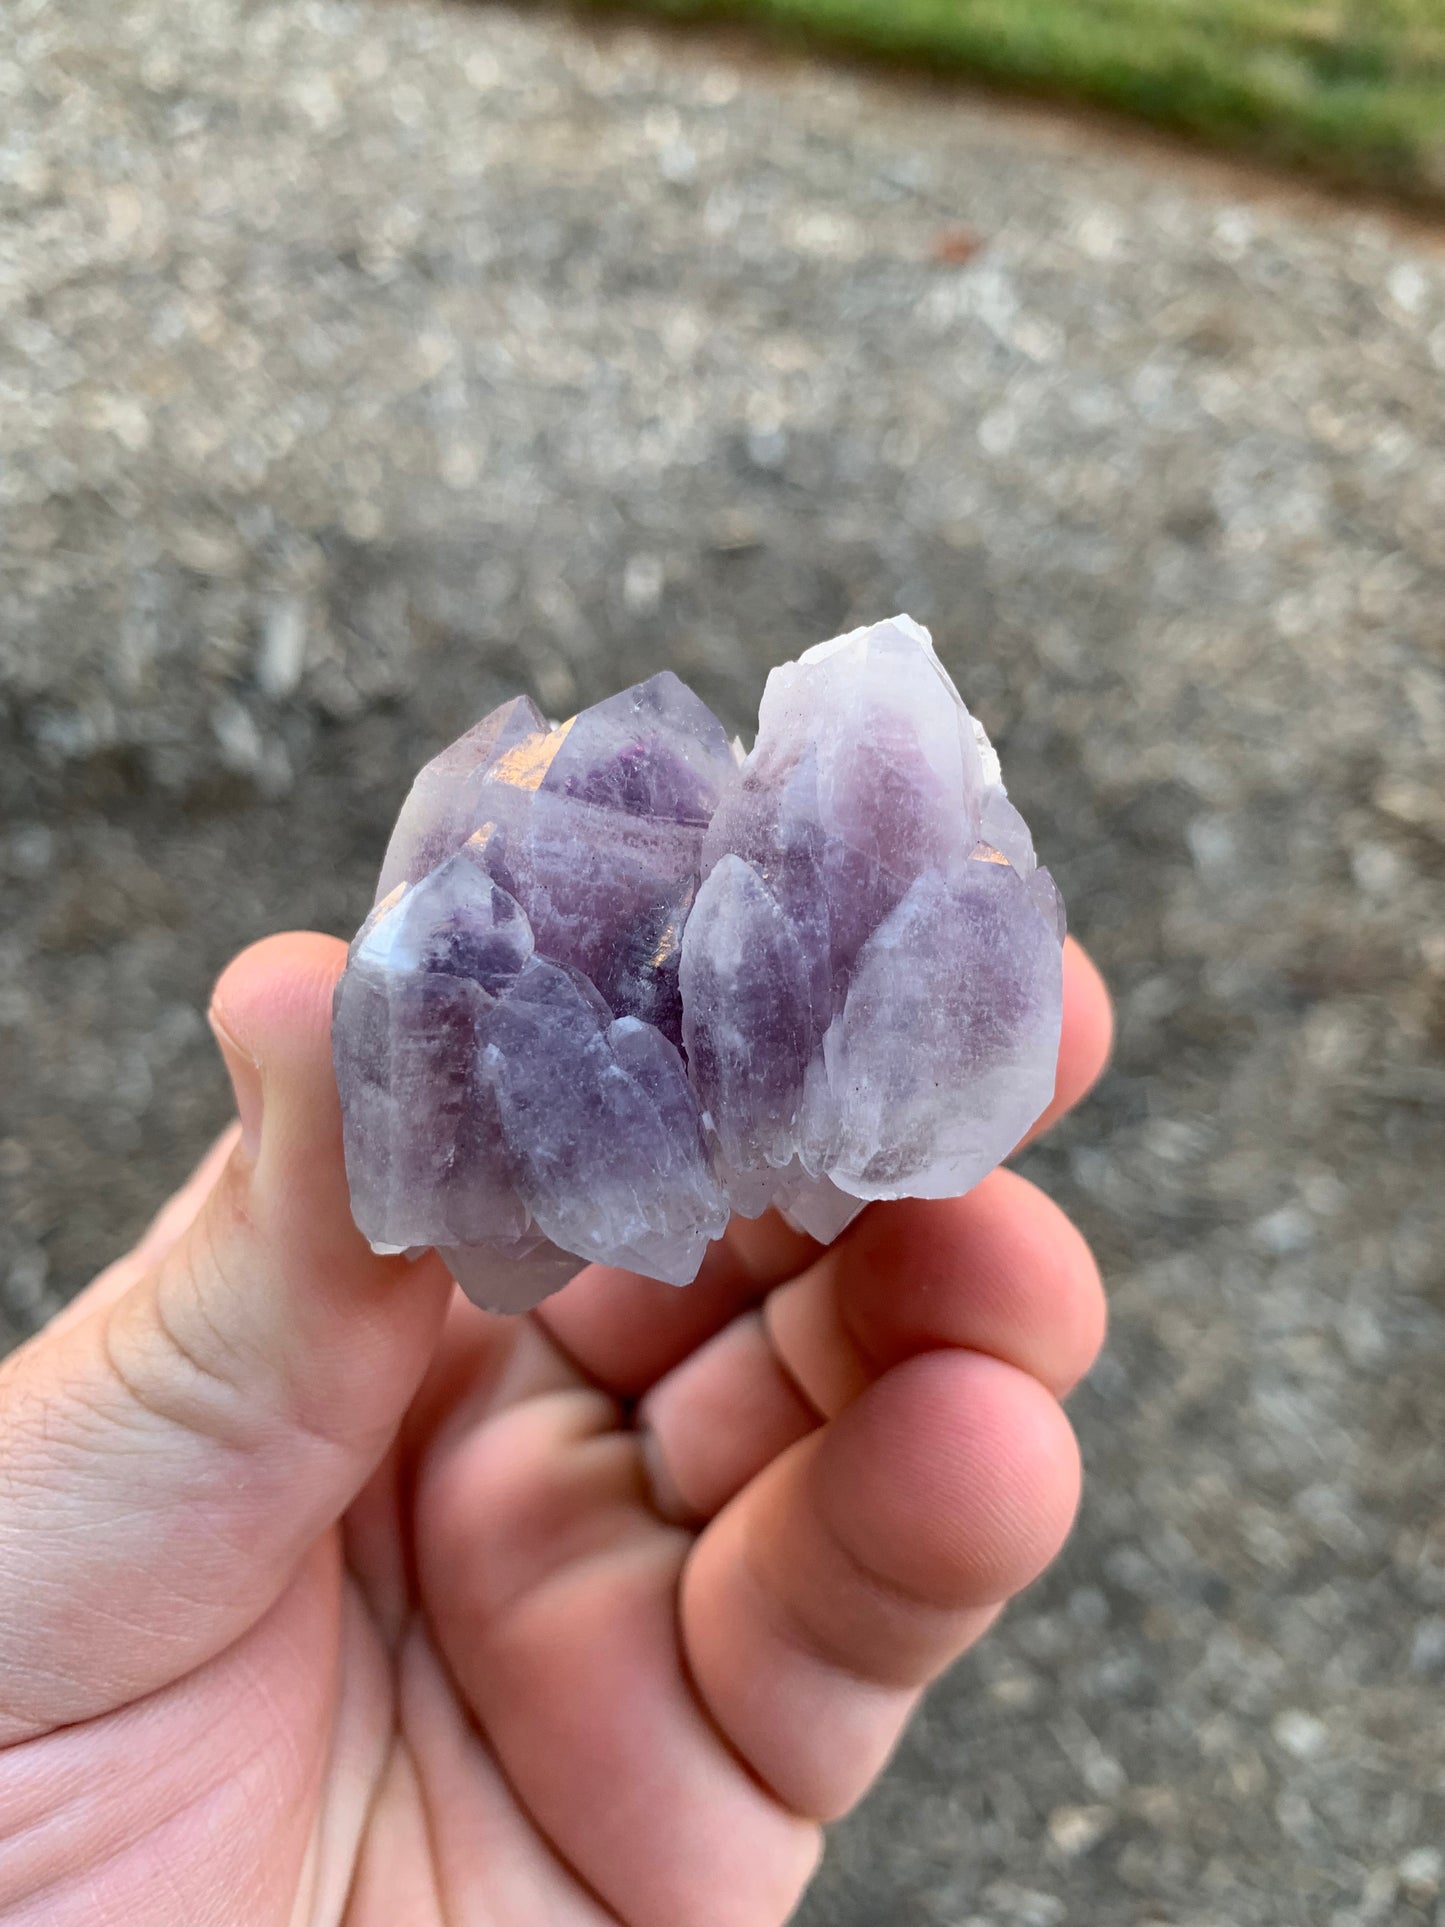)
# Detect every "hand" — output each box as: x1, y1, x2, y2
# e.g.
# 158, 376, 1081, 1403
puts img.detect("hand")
0, 930, 1111, 1927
